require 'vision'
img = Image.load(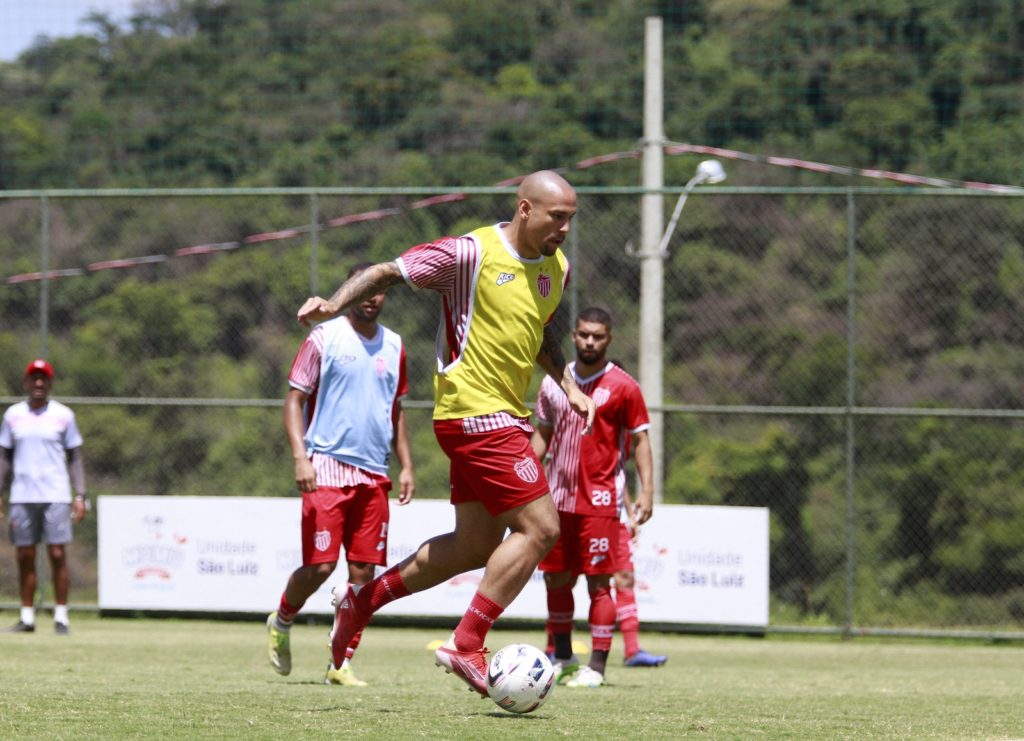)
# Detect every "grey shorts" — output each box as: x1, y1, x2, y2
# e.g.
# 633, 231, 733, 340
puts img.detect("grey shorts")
8, 503, 73, 547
